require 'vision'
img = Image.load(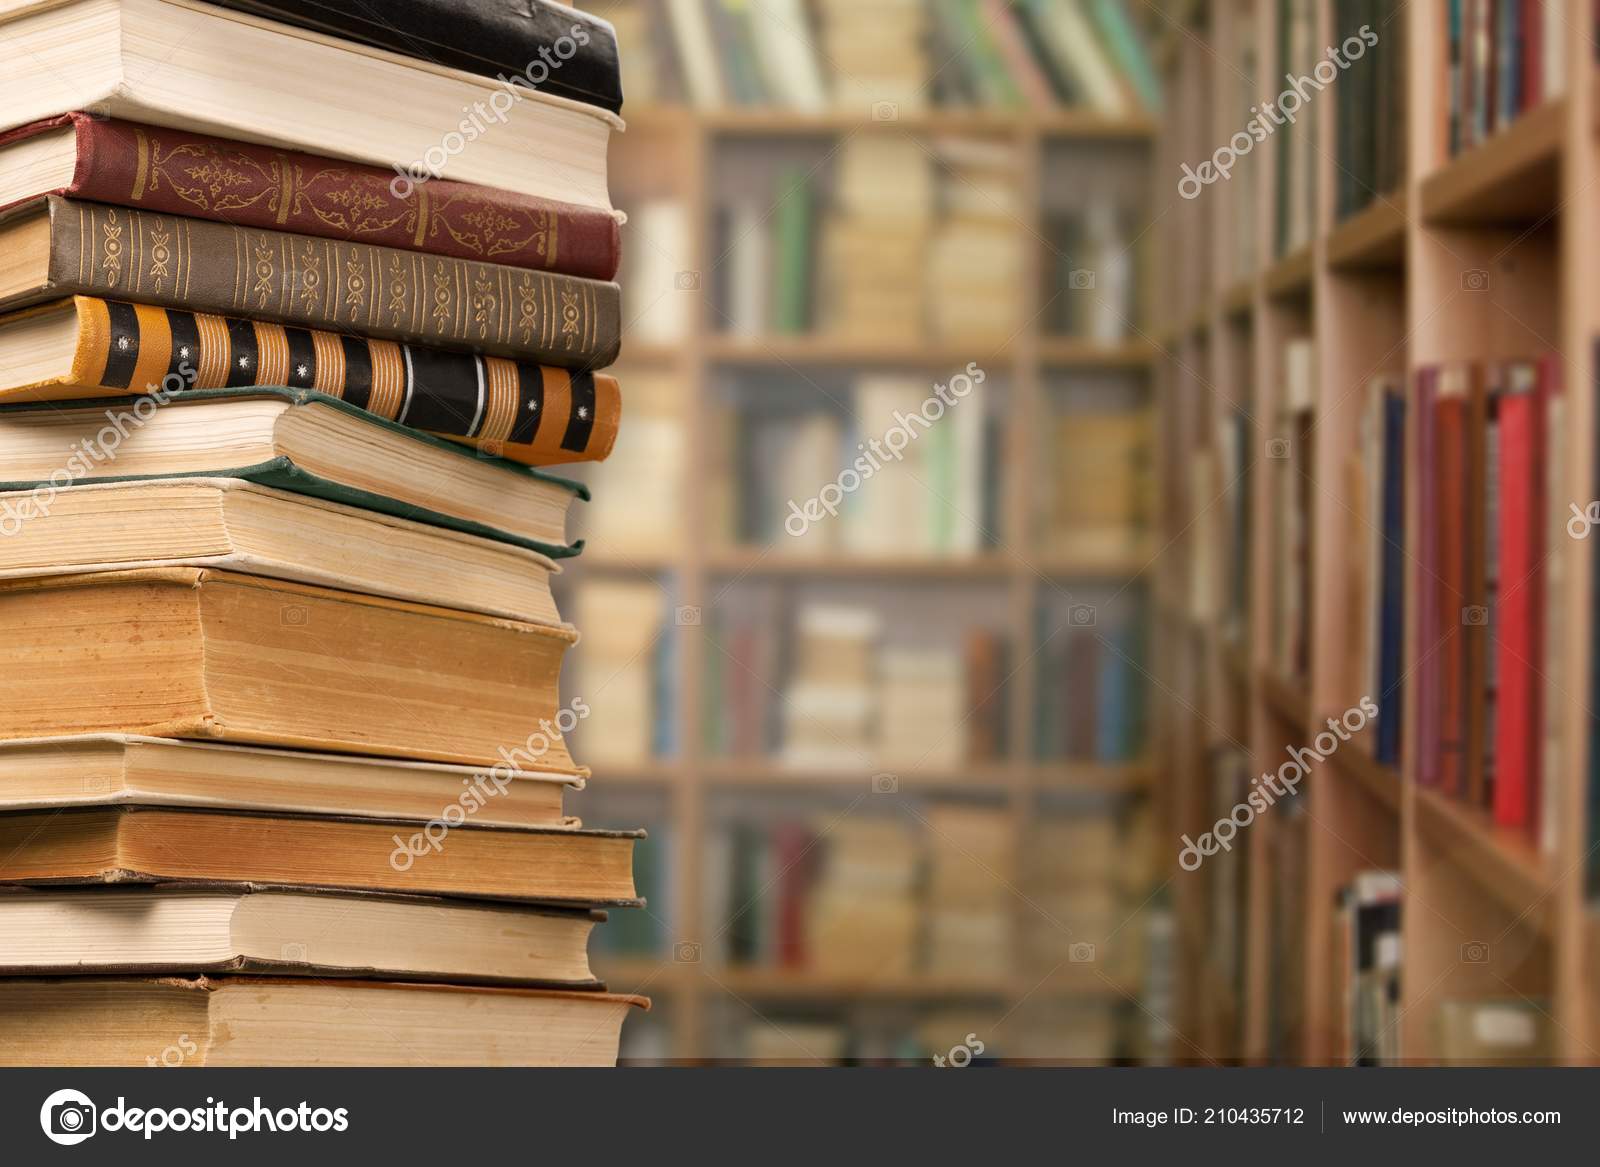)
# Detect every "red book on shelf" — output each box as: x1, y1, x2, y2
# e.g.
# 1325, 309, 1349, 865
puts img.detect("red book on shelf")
1434, 368, 1470, 797
1493, 360, 1547, 831
0, 114, 621, 281
773, 823, 813, 969
1521, 0, 1544, 111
